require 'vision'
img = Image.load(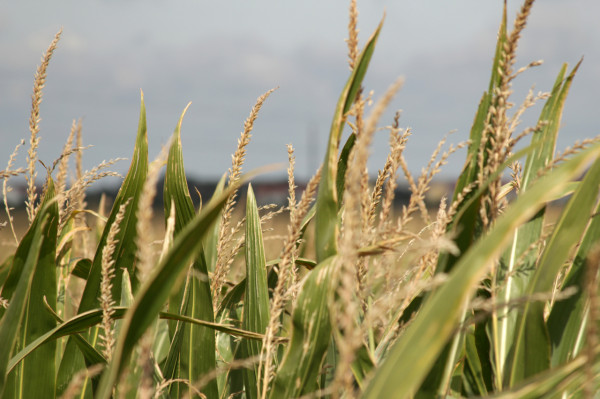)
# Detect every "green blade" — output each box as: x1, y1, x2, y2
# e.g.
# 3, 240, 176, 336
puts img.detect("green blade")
44, 297, 107, 389
547, 202, 600, 367
56, 92, 149, 395
506, 147, 600, 387
203, 174, 226, 274
0, 255, 13, 288
496, 60, 581, 383
0, 178, 58, 399
8, 304, 267, 378
95, 178, 239, 399
269, 256, 337, 398
422, 14, 509, 390
450, 2, 506, 206
315, 16, 383, 262
462, 325, 491, 396
9, 179, 59, 399
484, 349, 599, 399
241, 184, 270, 399
361, 143, 600, 399
0, 214, 47, 396
162, 104, 218, 397
336, 132, 357, 205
